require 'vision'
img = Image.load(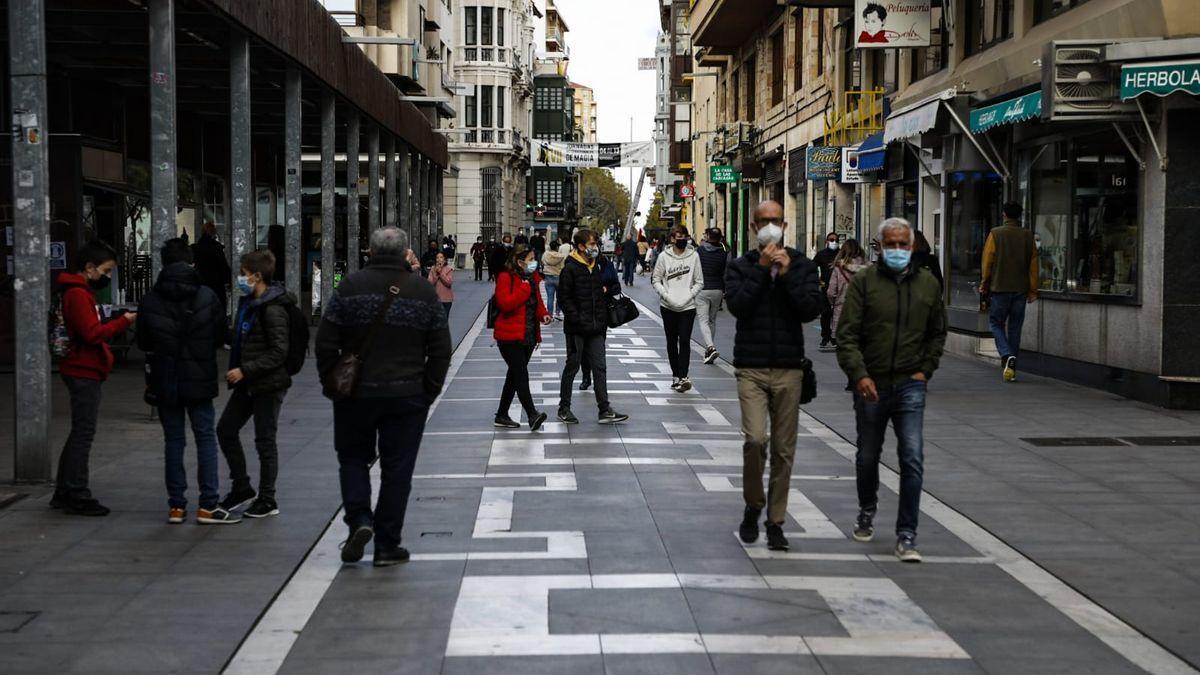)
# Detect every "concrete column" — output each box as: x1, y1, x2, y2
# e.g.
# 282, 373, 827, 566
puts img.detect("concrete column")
229, 31, 253, 290
398, 142, 411, 232
436, 167, 444, 241
9, 0, 51, 481
368, 125, 380, 231
284, 68, 302, 299
414, 154, 426, 245
149, 0, 177, 281
346, 112, 361, 273
385, 135, 398, 228
320, 92, 336, 312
